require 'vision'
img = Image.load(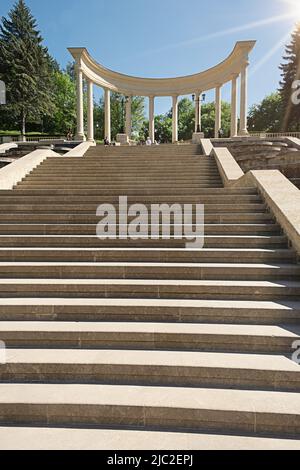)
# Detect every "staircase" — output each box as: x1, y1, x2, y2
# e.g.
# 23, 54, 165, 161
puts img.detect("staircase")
0, 143, 299, 449
213, 138, 300, 189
